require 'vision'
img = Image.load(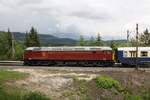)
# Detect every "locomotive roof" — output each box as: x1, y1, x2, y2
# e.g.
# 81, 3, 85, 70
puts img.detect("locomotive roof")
26, 46, 112, 51
118, 47, 150, 51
